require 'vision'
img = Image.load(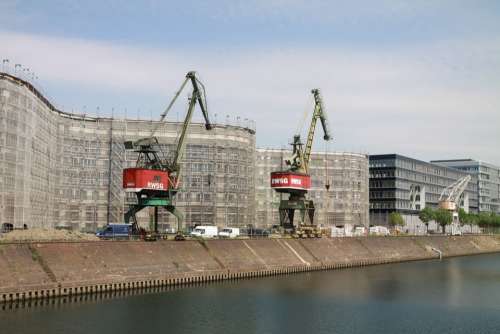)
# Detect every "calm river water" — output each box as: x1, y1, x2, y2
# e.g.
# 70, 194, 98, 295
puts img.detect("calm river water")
2, 253, 500, 334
